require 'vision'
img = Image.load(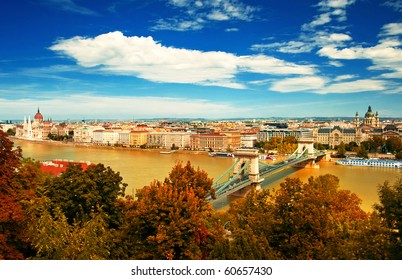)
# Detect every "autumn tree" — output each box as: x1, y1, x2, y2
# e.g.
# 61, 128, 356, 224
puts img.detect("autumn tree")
122, 161, 219, 260
269, 175, 373, 259
385, 136, 402, 154
0, 130, 41, 259
374, 178, 402, 259
45, 163, 127, 228
224, 174, 388, 259
211, 189, 278, 260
